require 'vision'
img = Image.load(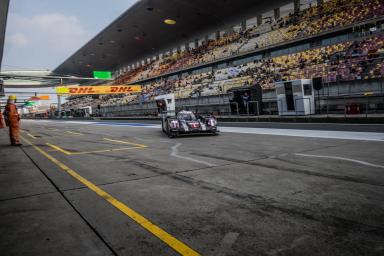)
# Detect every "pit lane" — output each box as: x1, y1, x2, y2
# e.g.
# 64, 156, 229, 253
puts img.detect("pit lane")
7, 119, 384, 255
